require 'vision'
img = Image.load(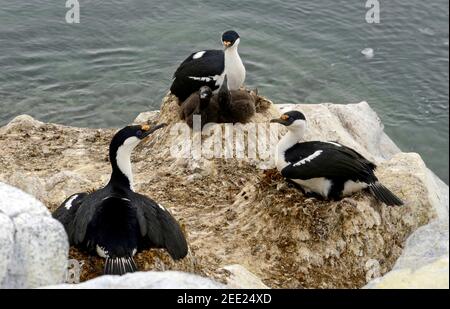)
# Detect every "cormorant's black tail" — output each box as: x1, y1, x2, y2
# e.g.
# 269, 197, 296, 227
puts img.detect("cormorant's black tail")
369, 182, 404, 206
104, 256, 138, 276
